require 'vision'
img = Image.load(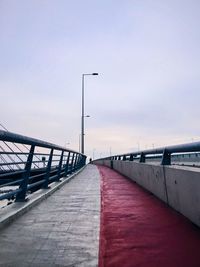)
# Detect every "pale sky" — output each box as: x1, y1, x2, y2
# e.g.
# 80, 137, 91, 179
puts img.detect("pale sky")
1, 0, 200, 158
